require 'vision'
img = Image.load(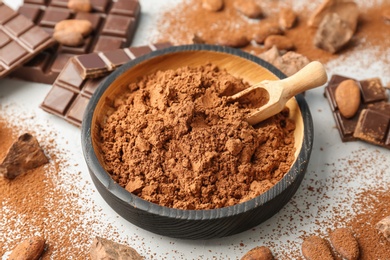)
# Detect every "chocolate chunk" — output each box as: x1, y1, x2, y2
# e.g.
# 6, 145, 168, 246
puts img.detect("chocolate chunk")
325, 75, 389, 144
0, 133, 49, 180
314, 12, 354, 53
0, 2, 55, 79
90, 237, 142, 260
353, 109, 390, 148
308, 0, 359, 32
40, 42, 172, 127
10, 0, 141, 84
